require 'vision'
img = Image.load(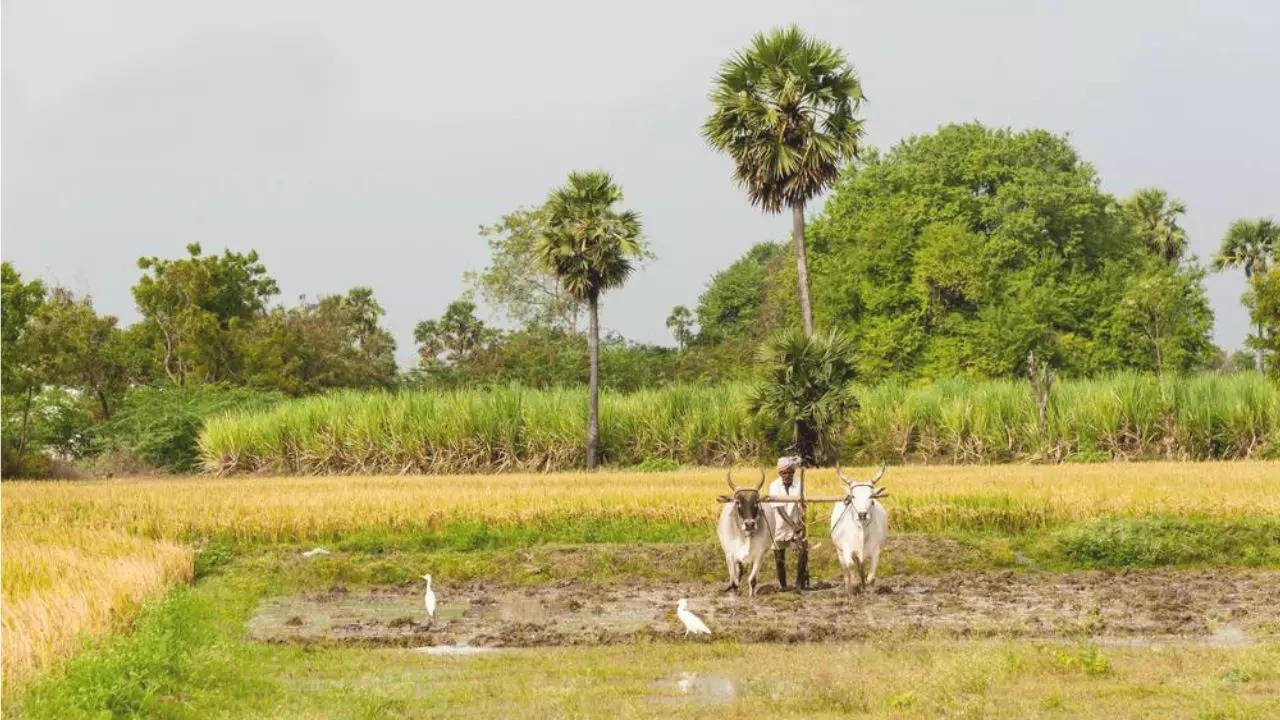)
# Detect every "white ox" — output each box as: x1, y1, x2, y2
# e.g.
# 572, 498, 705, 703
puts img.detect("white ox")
717, 470, 774, 597
828, 465, 889, 594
